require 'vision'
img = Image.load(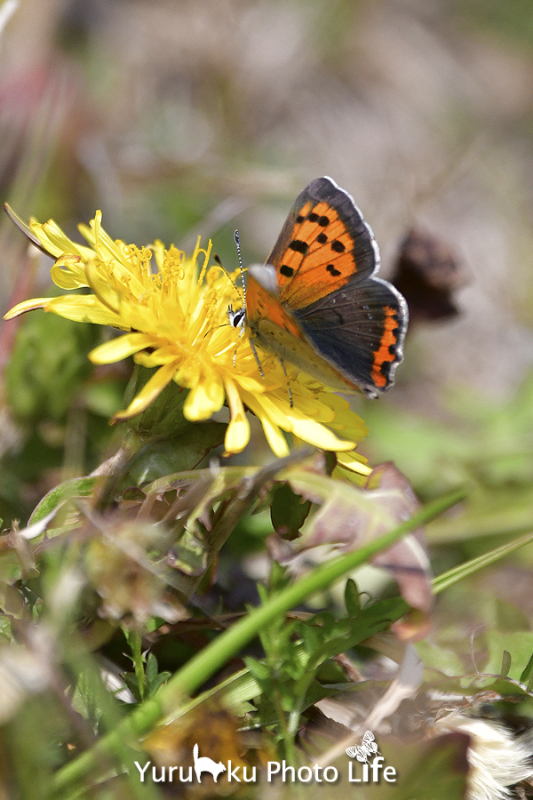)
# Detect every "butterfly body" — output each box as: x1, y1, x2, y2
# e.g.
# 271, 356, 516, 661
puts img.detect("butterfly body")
245, 265, 358, 391
238, 177, 408, 398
